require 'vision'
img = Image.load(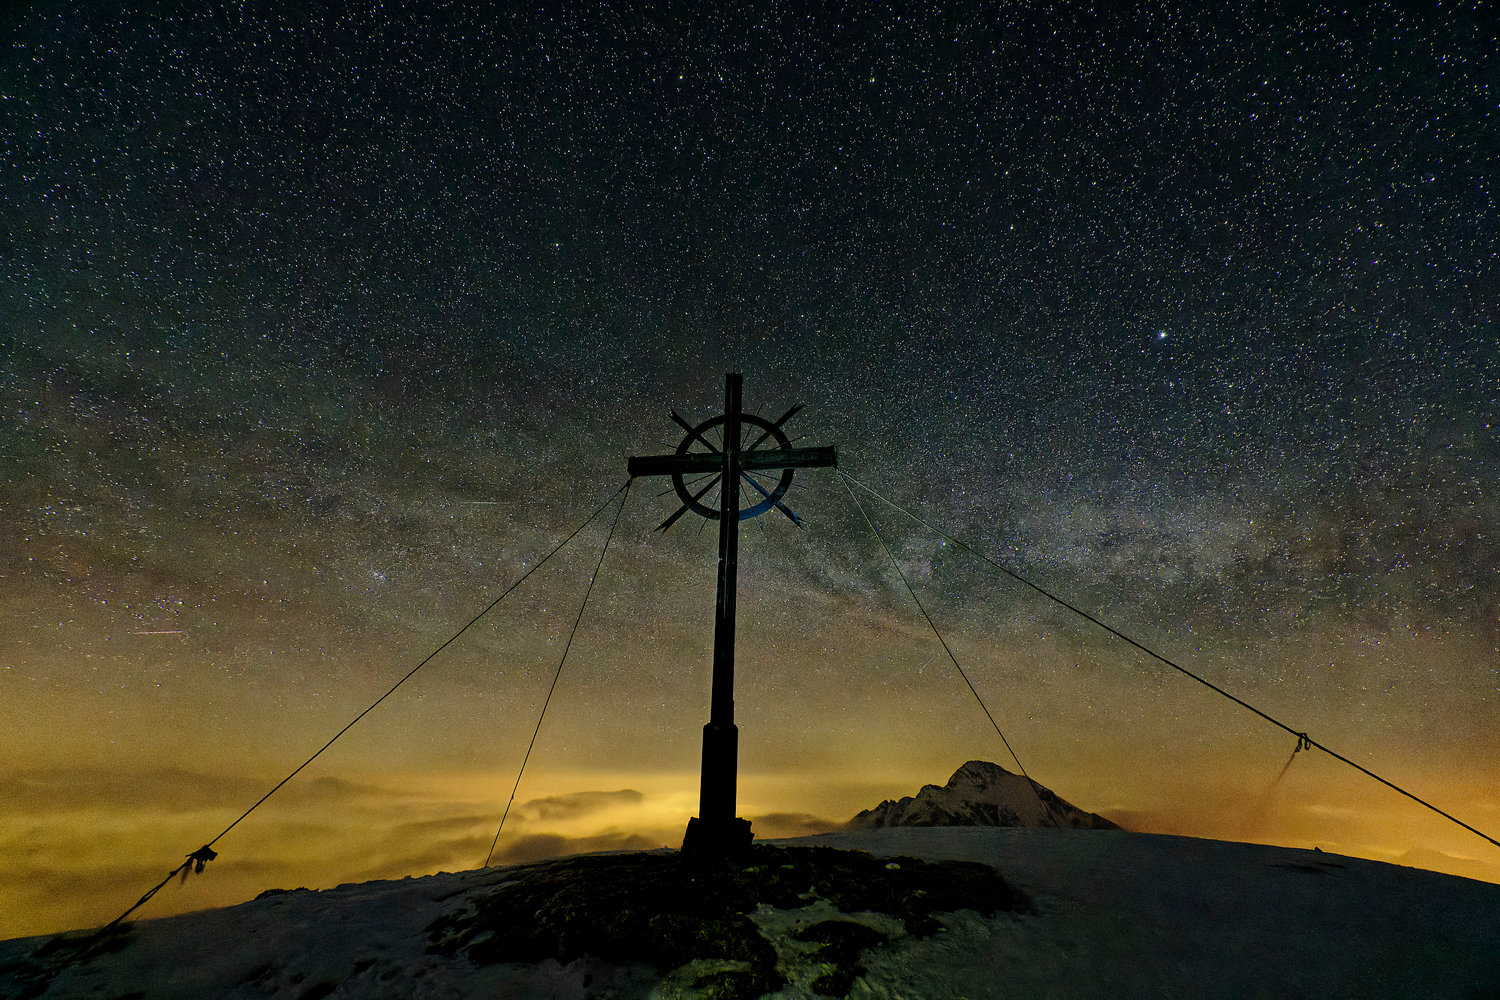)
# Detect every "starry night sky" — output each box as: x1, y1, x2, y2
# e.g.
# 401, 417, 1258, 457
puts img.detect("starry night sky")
3, 2, 1497, 937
